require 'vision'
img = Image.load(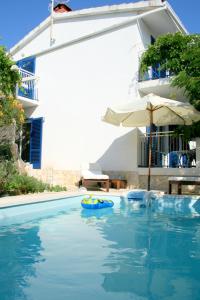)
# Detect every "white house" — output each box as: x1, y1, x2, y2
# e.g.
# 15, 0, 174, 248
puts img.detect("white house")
10, 0, 199, 190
